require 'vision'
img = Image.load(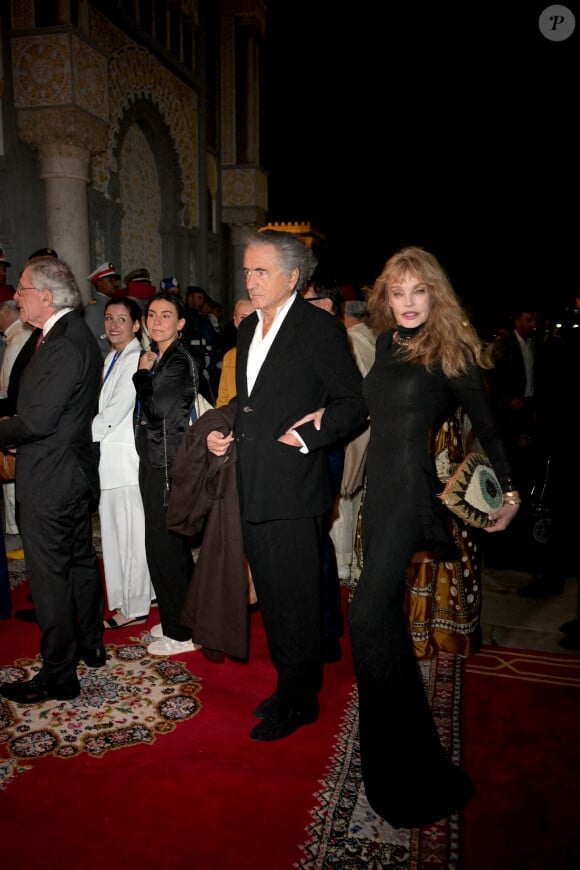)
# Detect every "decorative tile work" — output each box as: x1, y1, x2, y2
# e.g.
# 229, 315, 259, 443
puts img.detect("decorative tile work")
12, 34, 73, 107
222, 166, 268, 209
12, 31, 108, 134
119, 124, 163, 285
17, 107, 107, 152
73, 35, 108, 121
92, 44, 198, 226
